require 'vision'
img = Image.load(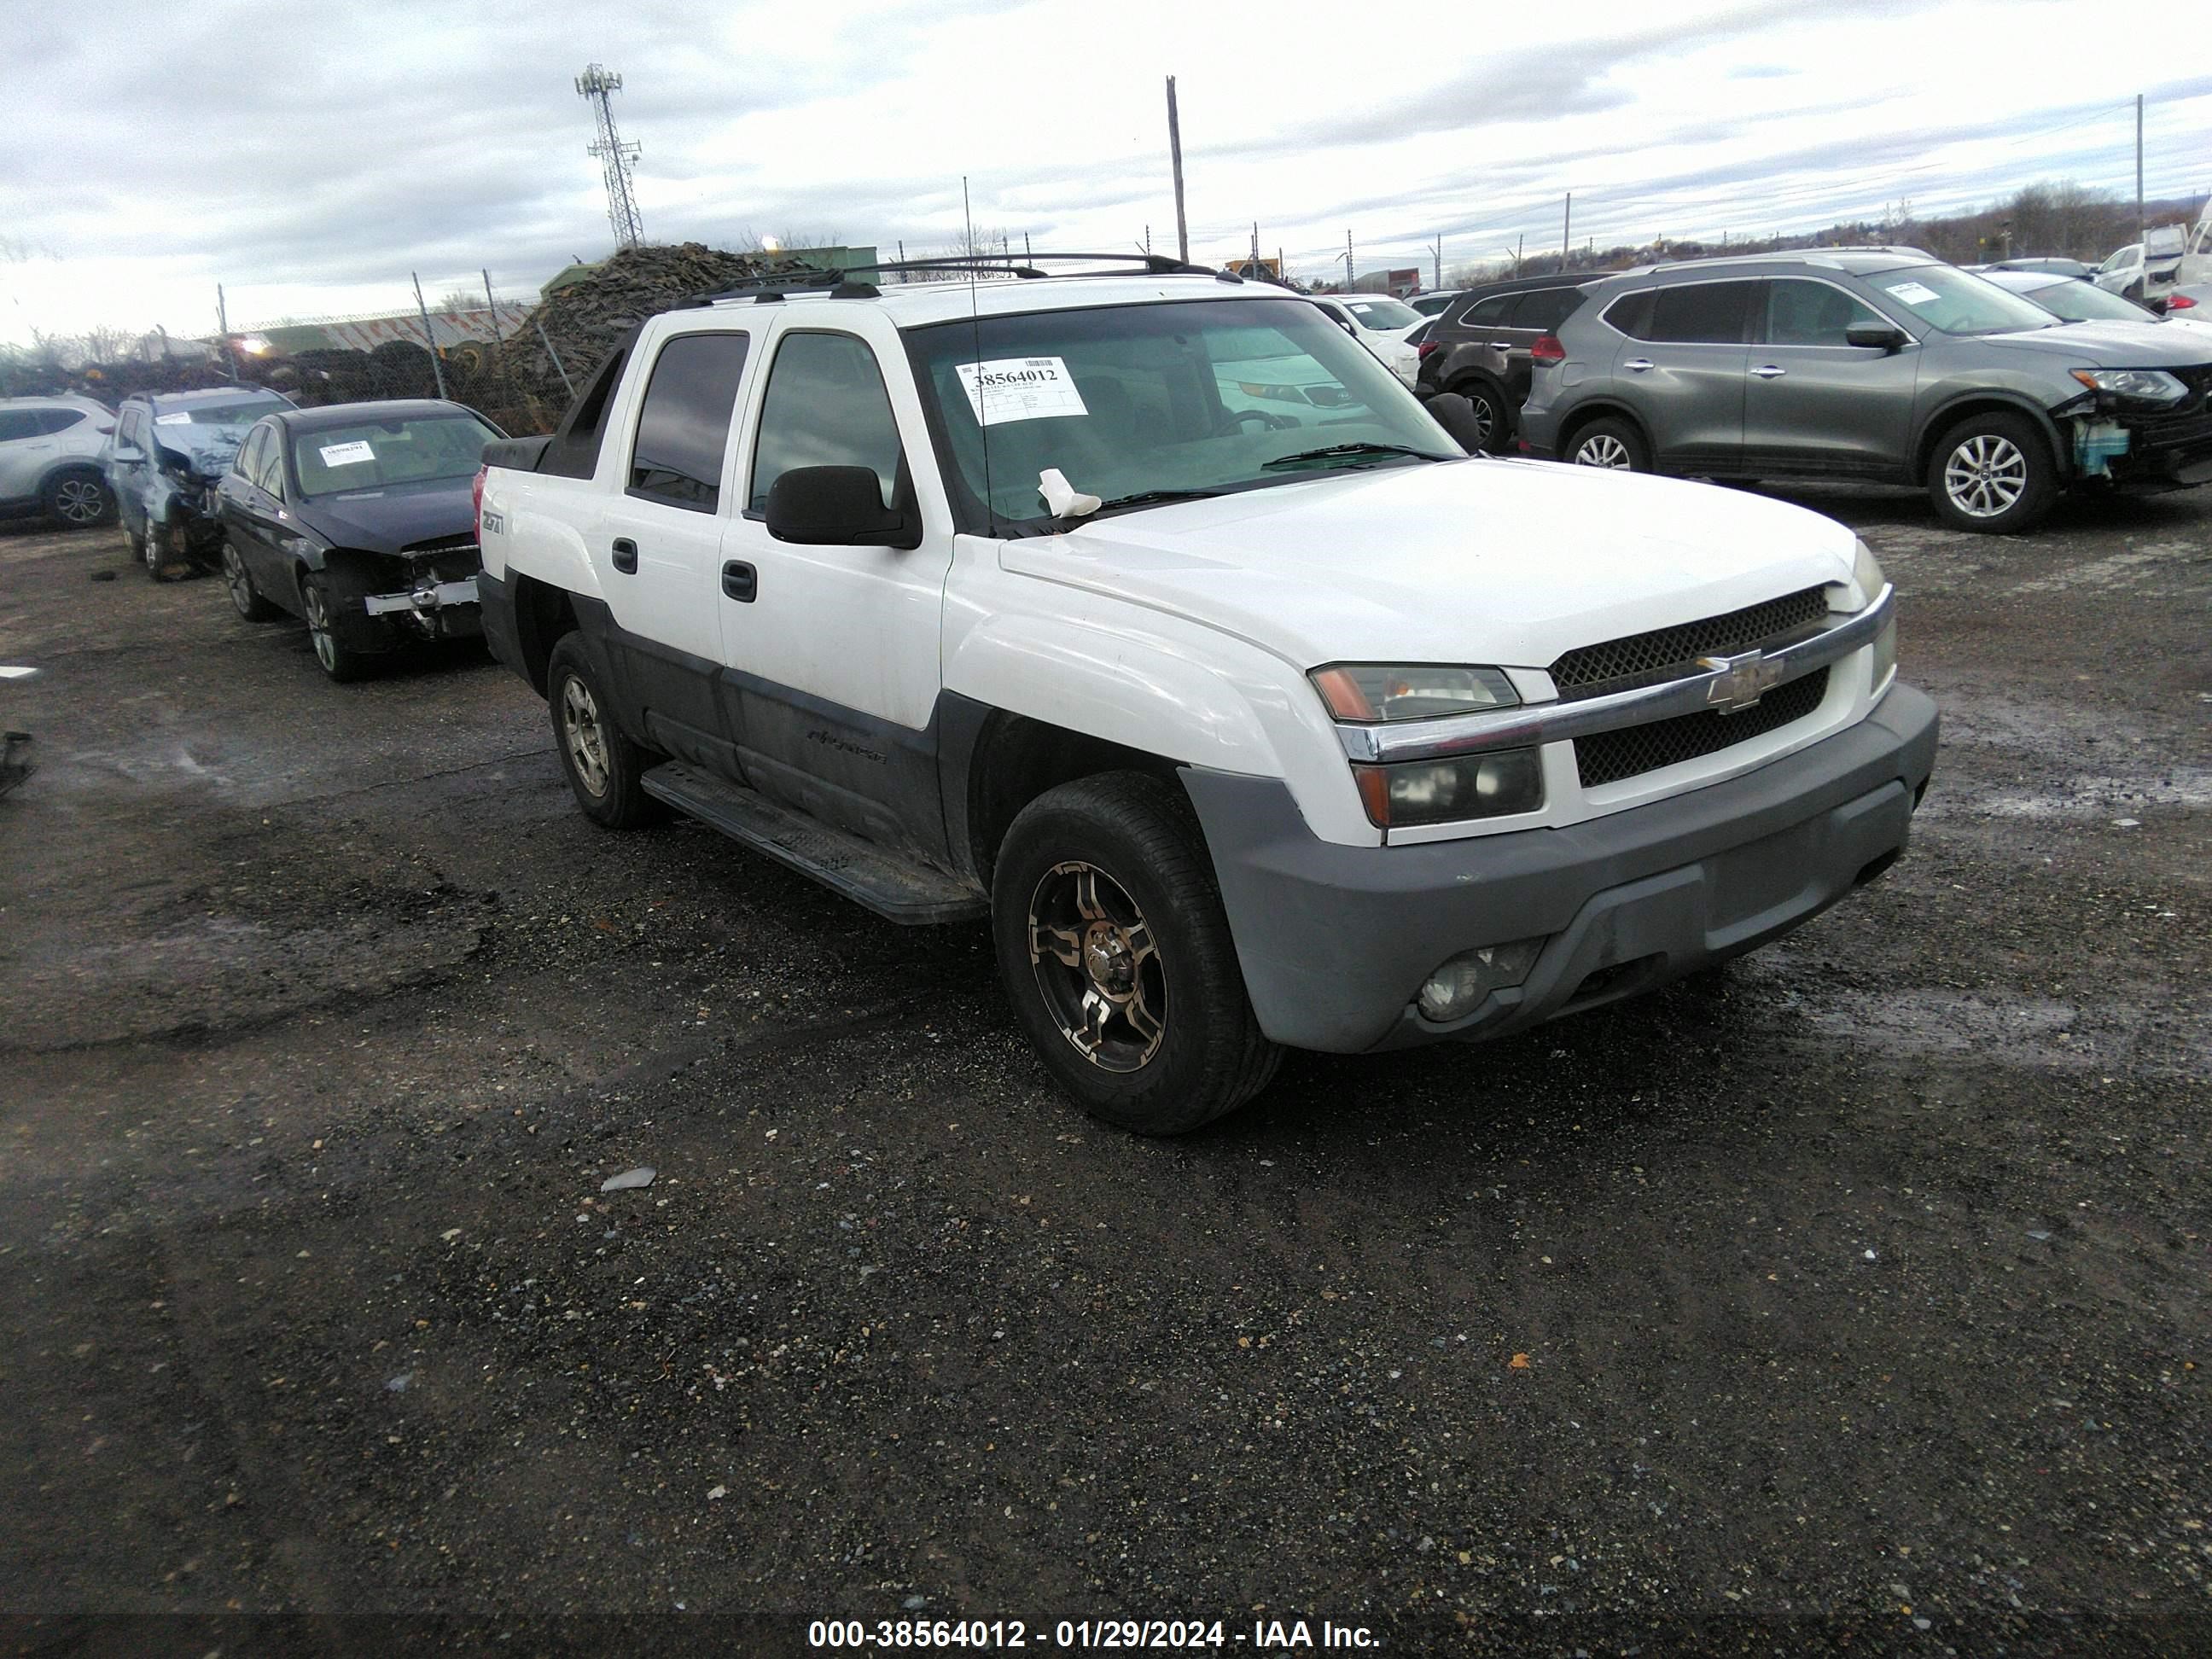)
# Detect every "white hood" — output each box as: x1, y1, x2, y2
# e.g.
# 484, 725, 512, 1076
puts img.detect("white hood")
998, 457, 1860, 670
